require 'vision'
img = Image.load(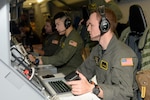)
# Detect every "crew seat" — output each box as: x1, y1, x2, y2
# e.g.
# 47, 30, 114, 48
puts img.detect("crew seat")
119, 4, 150, 100
119, 4, 149, 70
